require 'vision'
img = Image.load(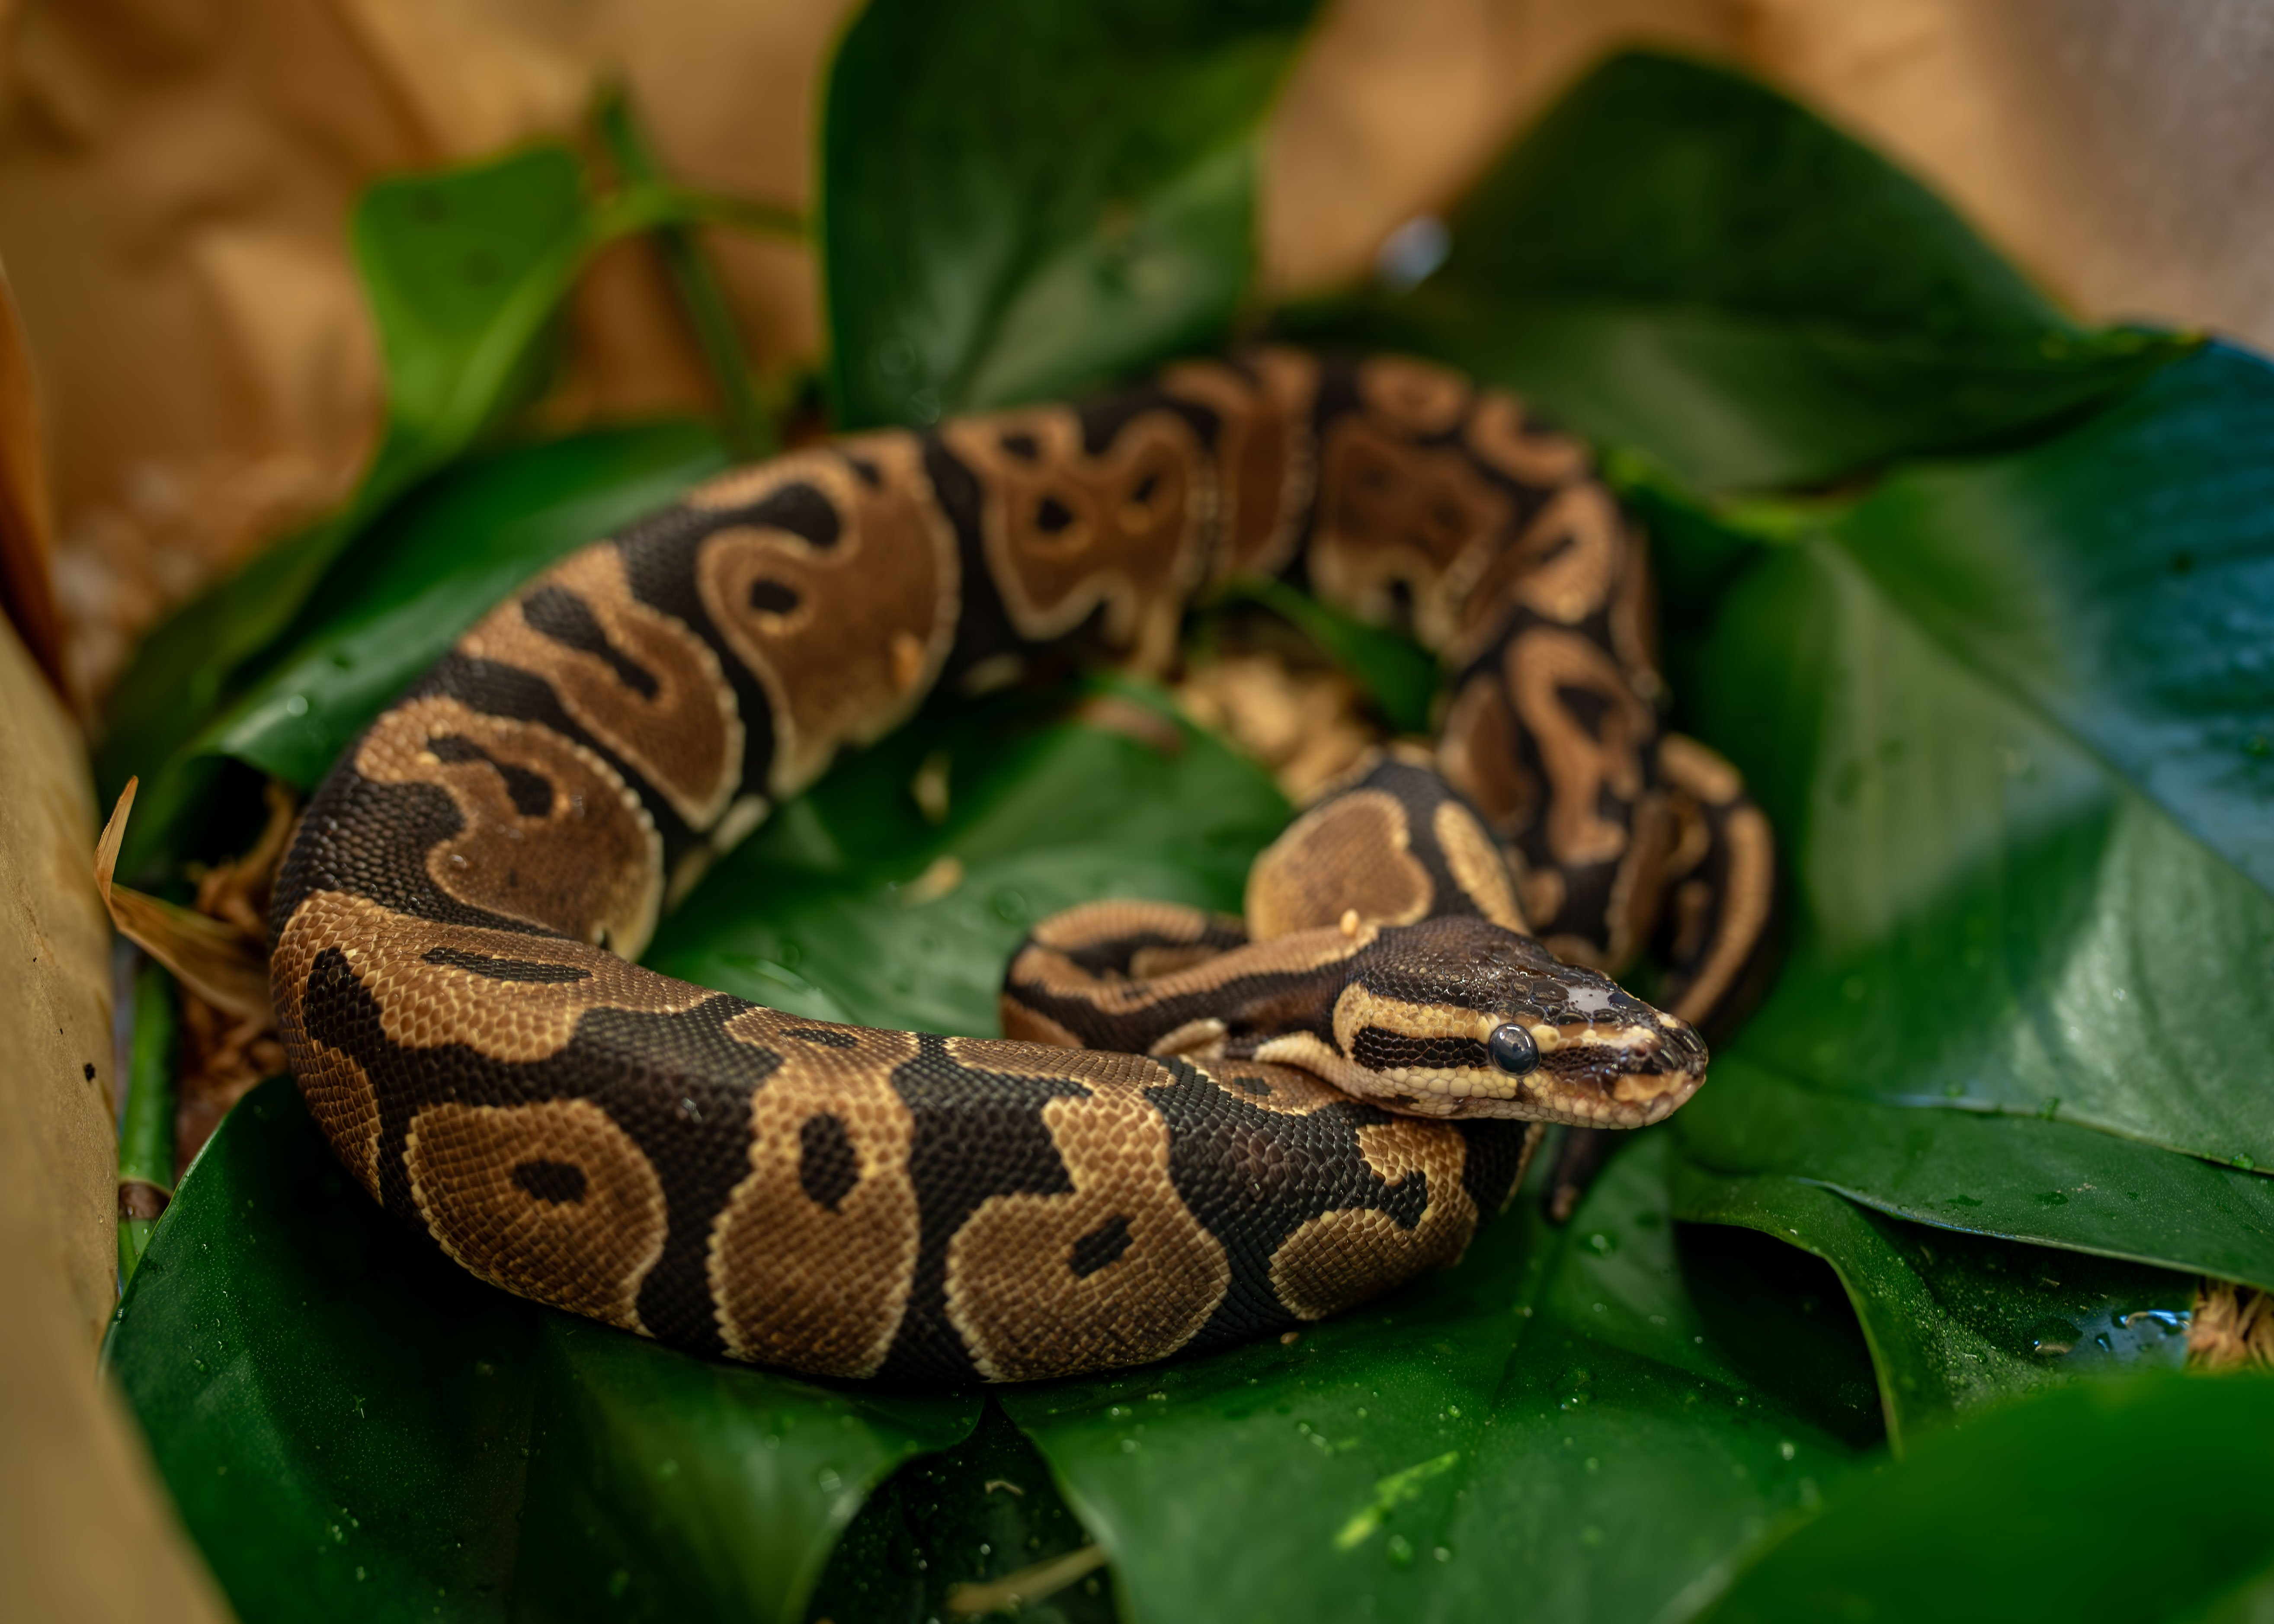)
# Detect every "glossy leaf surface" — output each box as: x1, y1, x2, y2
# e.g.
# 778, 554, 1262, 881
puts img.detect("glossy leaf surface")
1661, 342, 2274, 1281
211, 423, 726, 790
999, 1134, 1876, 1624
822, 0, 1317, 429
646, 682, 1288, 1035
1672, 1167, 2194, 1444
1298, 51, 2191, 490
1695, 1371, 2274, 1624
105, 1077, 978, 1624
